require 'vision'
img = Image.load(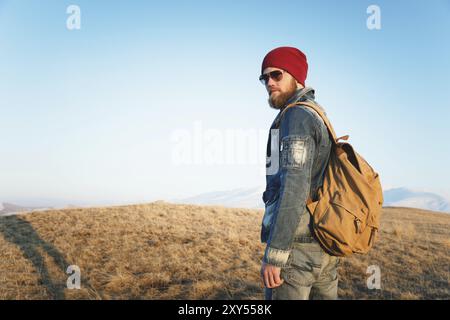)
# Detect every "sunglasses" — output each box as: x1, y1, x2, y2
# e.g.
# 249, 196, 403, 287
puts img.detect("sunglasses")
259, 70, 285, 85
